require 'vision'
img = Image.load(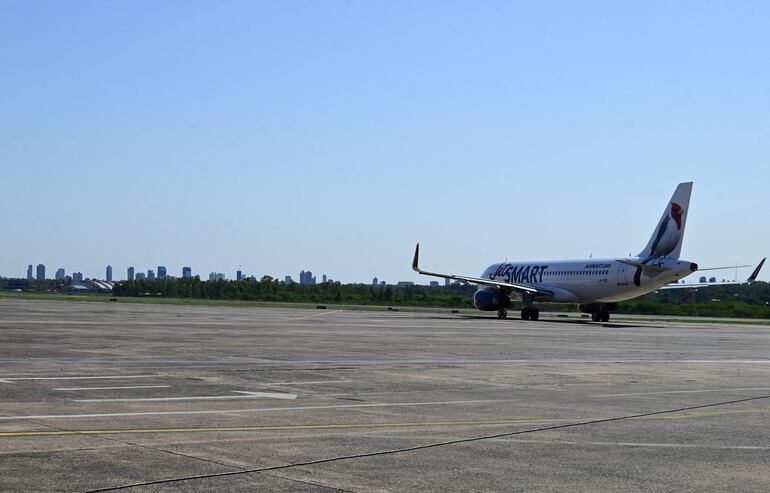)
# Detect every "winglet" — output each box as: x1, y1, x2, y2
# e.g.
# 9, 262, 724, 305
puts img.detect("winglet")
748, 257, 766, 284
412, 243, 420, 272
